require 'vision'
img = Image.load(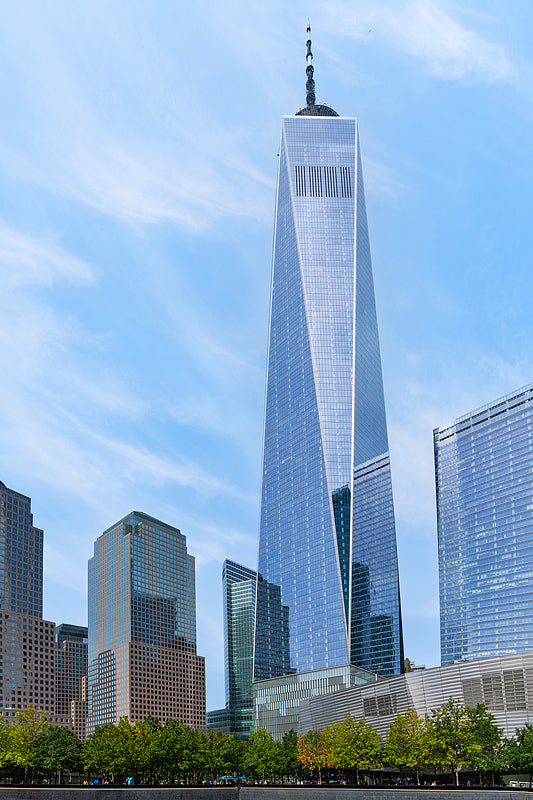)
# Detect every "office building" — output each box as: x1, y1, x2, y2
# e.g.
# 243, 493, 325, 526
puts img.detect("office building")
435, 384, 533, 665
0, 480, 63, 722
87, 511, 206, 733
254, 663, 376, 740
254, 29, 403, 682
208, 560, 255, 738
299, 653, 533, 740
55, 623, 88, 739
